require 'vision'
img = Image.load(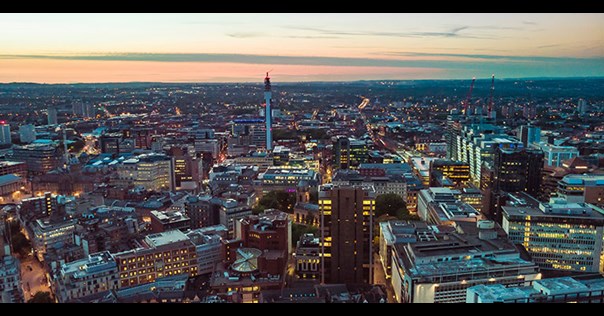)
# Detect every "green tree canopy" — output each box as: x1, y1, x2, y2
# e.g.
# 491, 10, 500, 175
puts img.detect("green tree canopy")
291, 224, 318, 247
8, 221, 31, 257
253, 190, 296, 215
375, 193, 409, 220
28, 292, 53, 303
